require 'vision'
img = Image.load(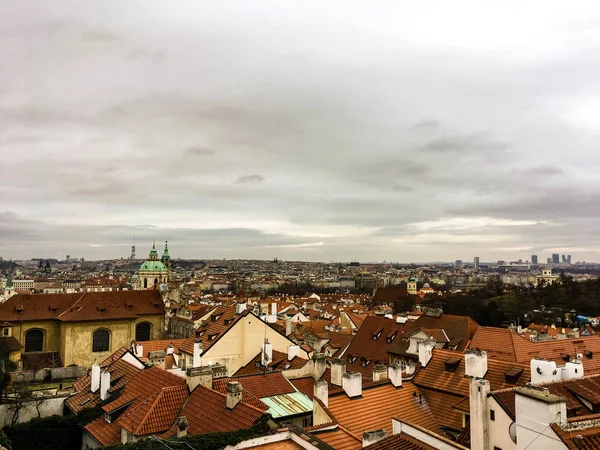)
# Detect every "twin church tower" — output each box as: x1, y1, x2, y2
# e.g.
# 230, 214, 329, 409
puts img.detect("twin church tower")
134, 241, 172, 289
